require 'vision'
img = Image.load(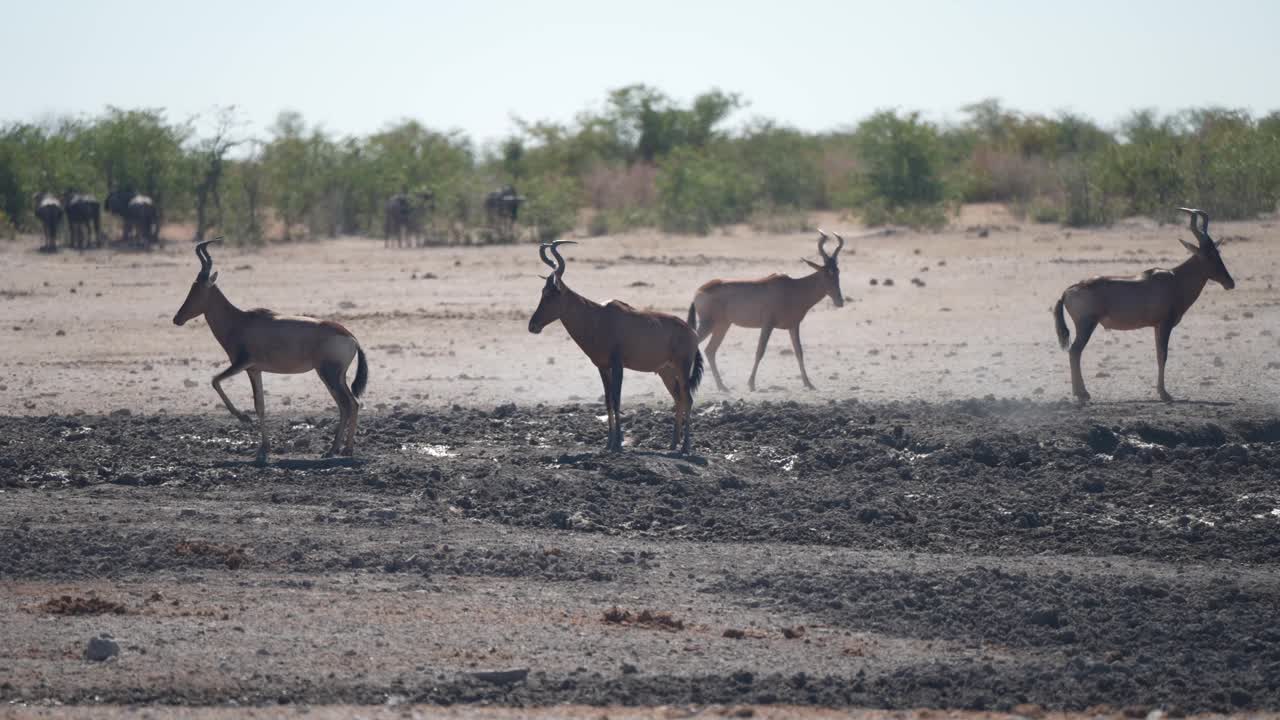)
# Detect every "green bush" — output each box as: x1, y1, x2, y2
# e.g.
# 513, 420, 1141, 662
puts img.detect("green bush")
520, 173, 580, 242
842, 110, 949, 227
657, 146, 759, 234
